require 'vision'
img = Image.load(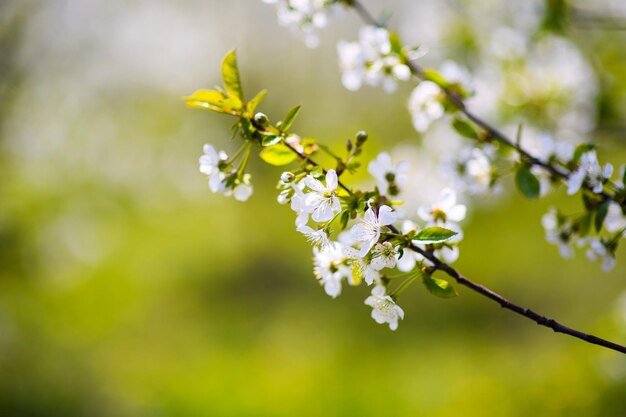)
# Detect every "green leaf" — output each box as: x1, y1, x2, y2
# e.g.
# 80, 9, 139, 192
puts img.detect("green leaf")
184, 89, 231, 113
413, 226, 457, 243
515, 166, 540, 199
259, 143, 298, 166
221, 49, 244, 104
388, 31, 404, 56
422, 275, 458, 299
422, 68, 448, 88
261, 135, 281, 147
339, 210, 350, 231
247, 89, 267, 113
452, 118, 479, 140
578, 212, 592, 237
281, 105, 301, 131
595, 199, 611, 232
573, 143, 594, 162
